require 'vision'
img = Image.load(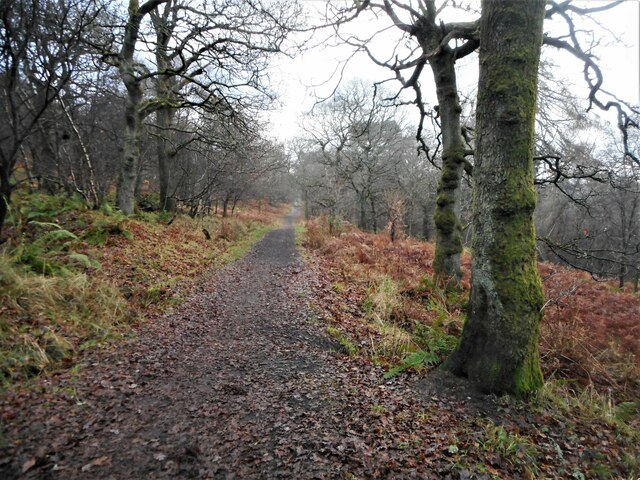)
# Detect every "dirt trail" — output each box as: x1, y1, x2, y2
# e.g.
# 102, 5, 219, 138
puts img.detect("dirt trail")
1, 210, 463, 479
